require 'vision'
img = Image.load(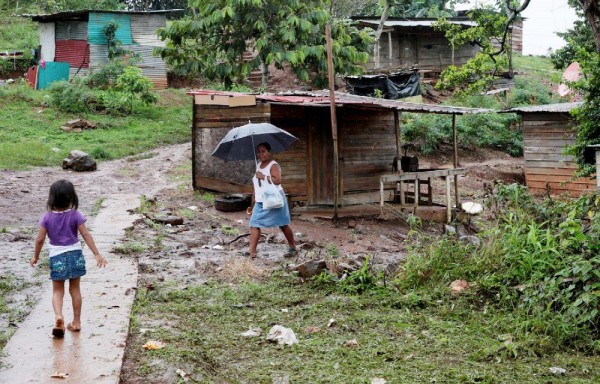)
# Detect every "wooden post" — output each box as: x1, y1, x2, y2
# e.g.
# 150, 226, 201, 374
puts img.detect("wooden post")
388, 31, 393, 67
394, 110, 402, 173
326, 24, 340, 223
452, 113, 459, 212
445, 176, 451, 223
191, 97, 197, 190
591, 145, 600, 188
